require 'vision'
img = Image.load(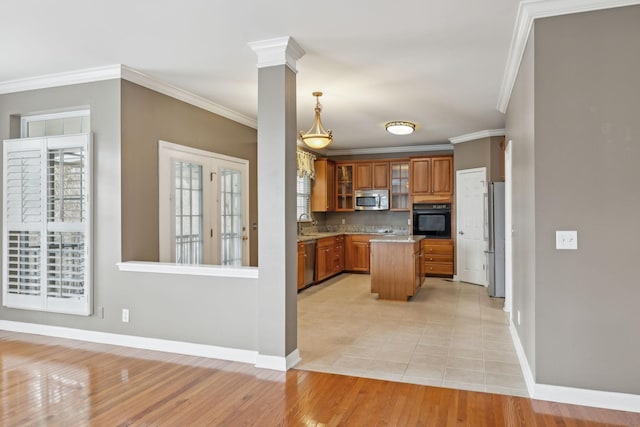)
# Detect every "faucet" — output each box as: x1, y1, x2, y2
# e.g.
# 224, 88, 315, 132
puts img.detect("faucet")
298, 213, 311, 235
